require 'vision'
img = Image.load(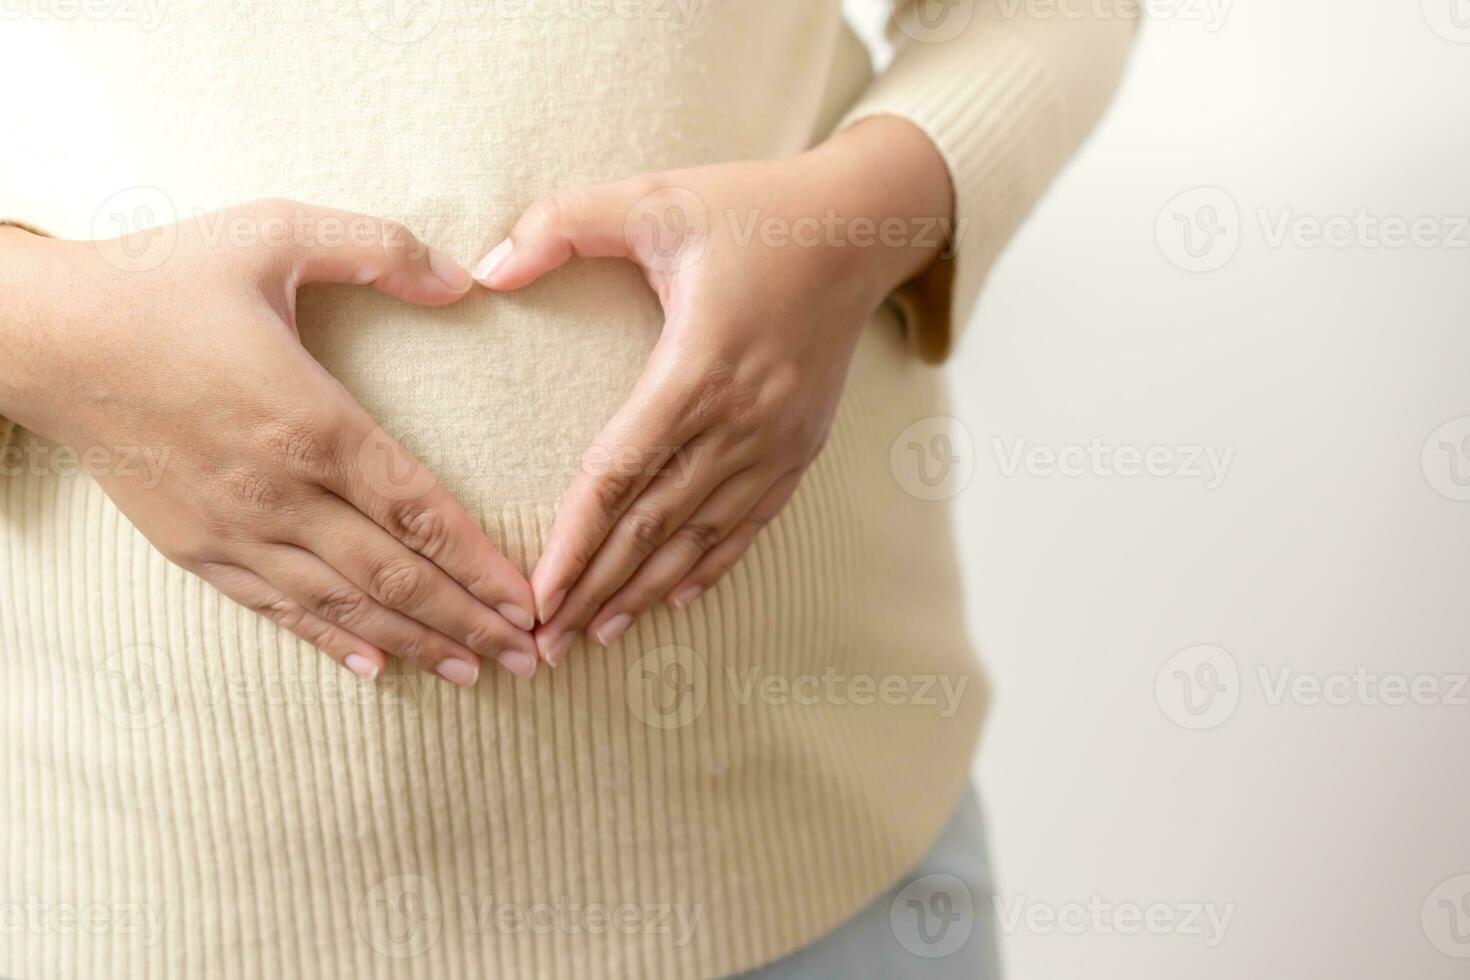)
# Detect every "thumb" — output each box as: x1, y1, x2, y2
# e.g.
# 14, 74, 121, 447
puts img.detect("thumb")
272, 201, 474, 307
474, 177, 705, 291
